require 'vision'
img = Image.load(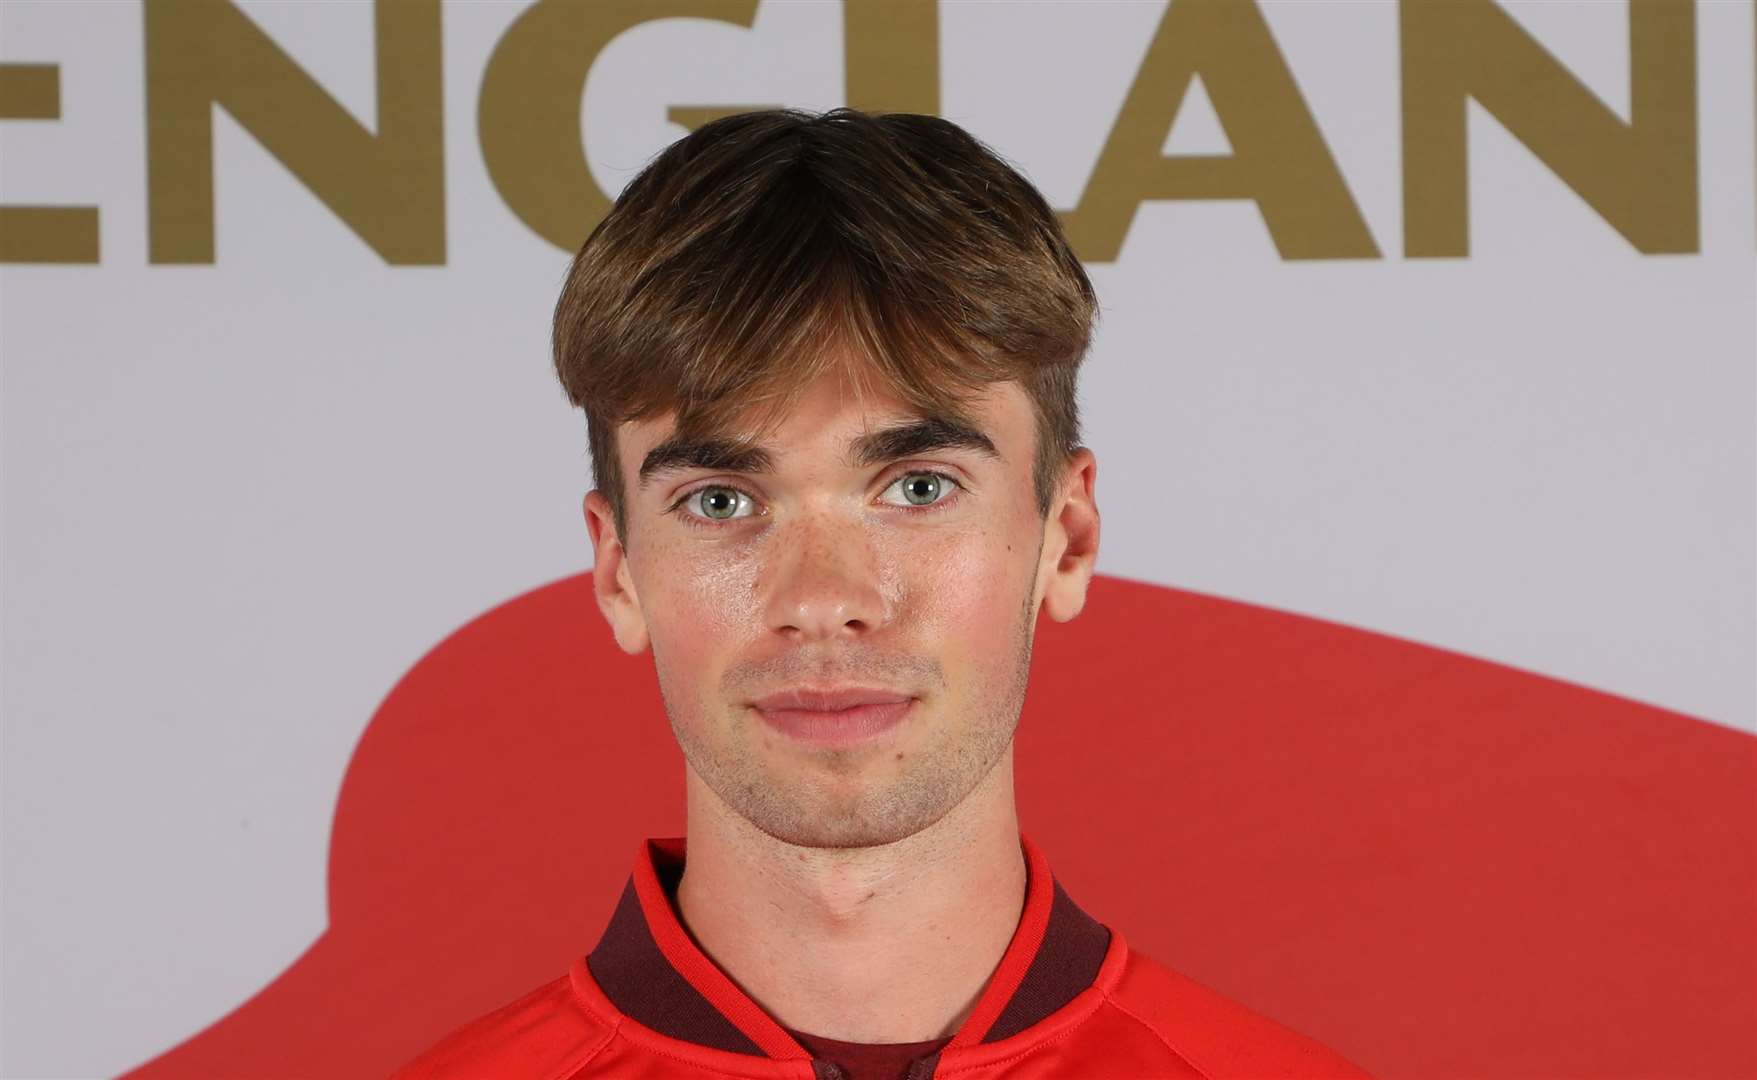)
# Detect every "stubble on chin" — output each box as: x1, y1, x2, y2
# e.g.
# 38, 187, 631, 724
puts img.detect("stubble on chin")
660, 589, 1038, 851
